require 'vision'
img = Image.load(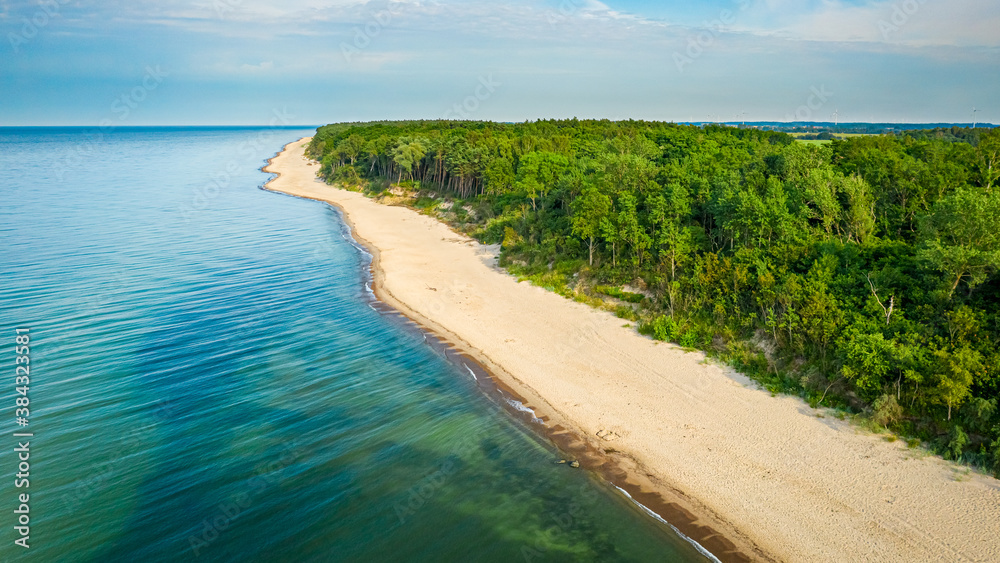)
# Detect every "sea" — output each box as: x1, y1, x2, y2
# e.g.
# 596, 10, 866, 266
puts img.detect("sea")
0, 126, 712, 562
